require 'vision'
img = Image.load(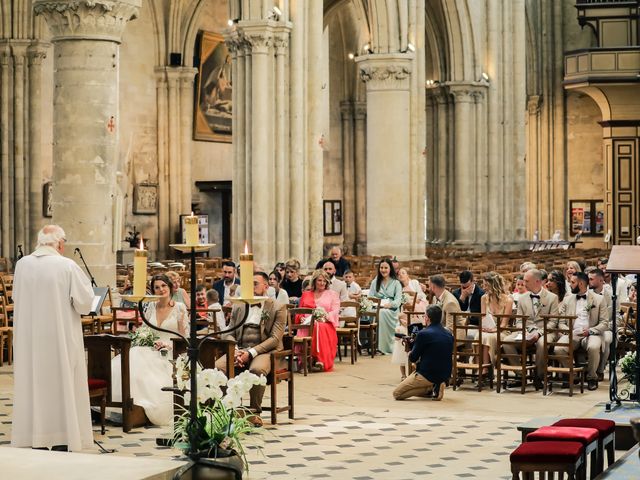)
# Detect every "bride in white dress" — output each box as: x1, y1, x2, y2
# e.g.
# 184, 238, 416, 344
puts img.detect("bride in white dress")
111, 274, 189, 426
